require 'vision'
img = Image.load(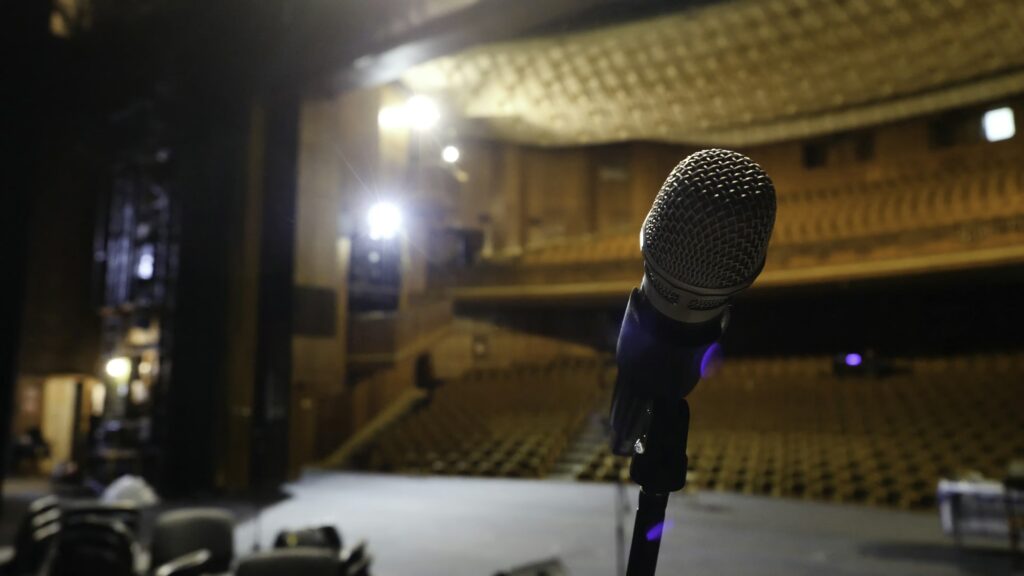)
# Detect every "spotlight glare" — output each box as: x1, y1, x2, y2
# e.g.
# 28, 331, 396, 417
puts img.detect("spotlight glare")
367, 201, 402, 240
983, 107, 1015, 142
105, 357, 132, 380
442, 145, 460, 163
378, 104, 408, 130
844, 353, 863, 367
406, 95, 440, 131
